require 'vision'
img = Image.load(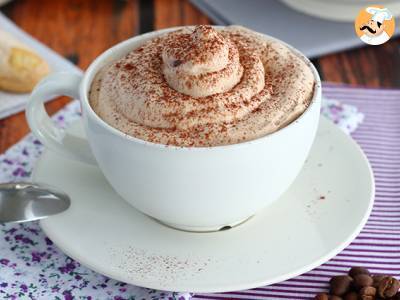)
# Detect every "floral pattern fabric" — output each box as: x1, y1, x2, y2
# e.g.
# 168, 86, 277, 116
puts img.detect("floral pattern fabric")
0, 97, 363, 299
